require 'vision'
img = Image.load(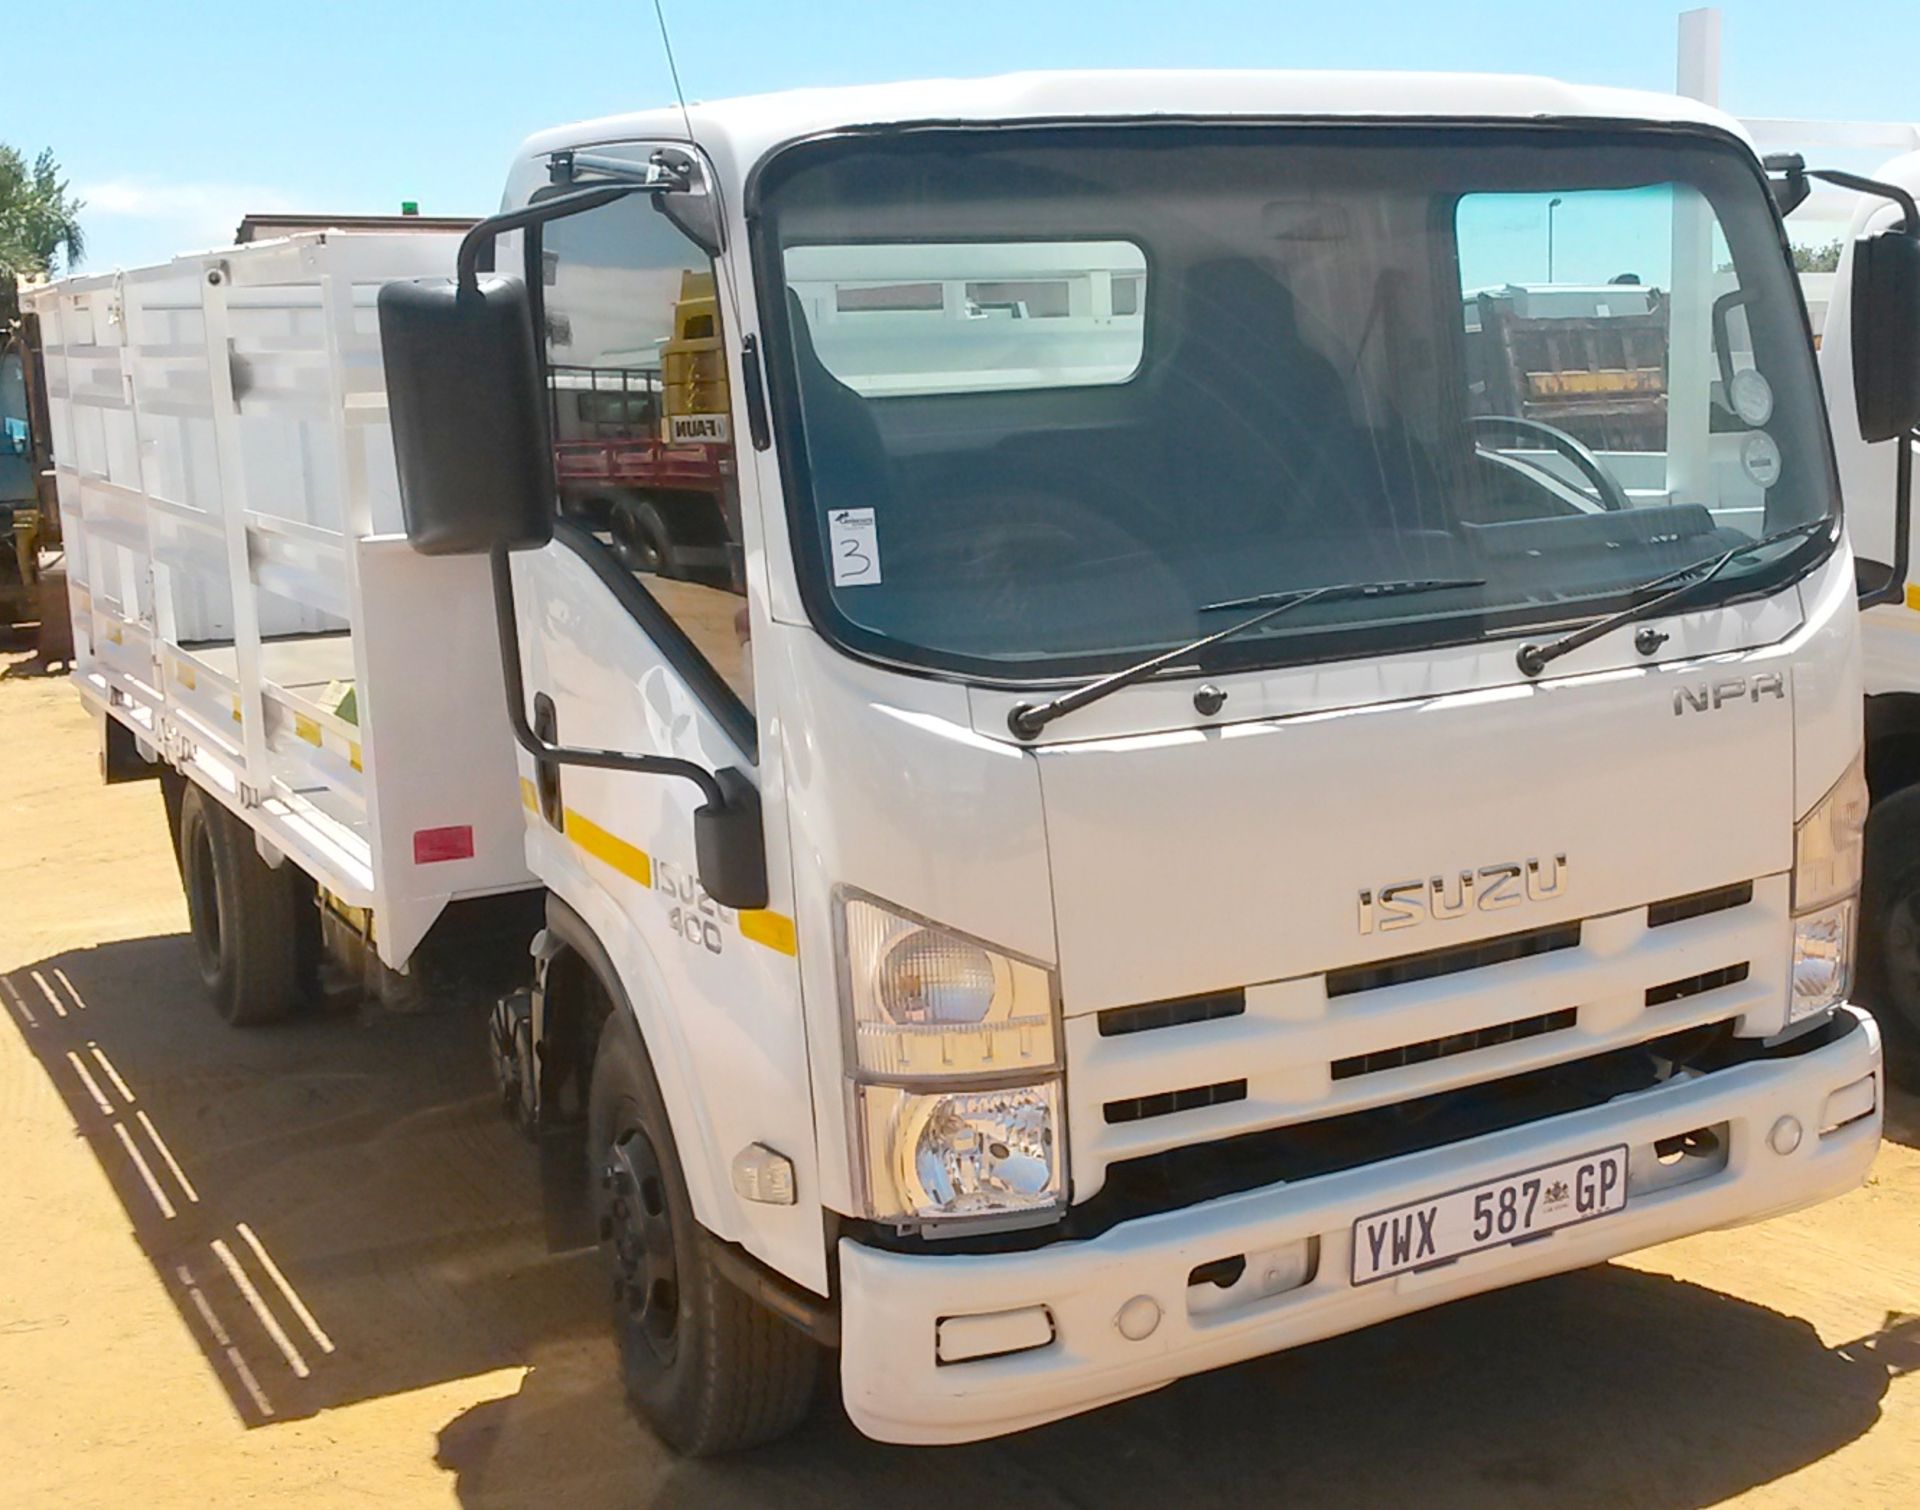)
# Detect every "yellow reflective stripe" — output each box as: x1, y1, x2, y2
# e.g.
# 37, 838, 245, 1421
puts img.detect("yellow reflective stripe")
562, 808, 654, 888
516, 777, 796, 954
293, 713, 323, 748
172, 660, 197, 691
739, 909, 798, 956
1906, 583, 1920, 612
349, 743, 363, 773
